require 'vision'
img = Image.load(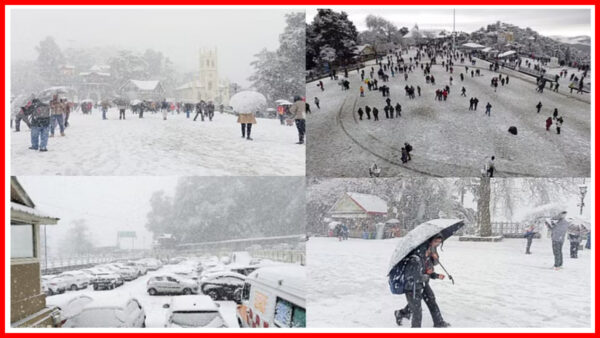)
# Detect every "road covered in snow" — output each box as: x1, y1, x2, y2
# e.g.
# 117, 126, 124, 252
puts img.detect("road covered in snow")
307, 236, 591, 328
11, 109, 305, 176
306, 48, 590, 178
